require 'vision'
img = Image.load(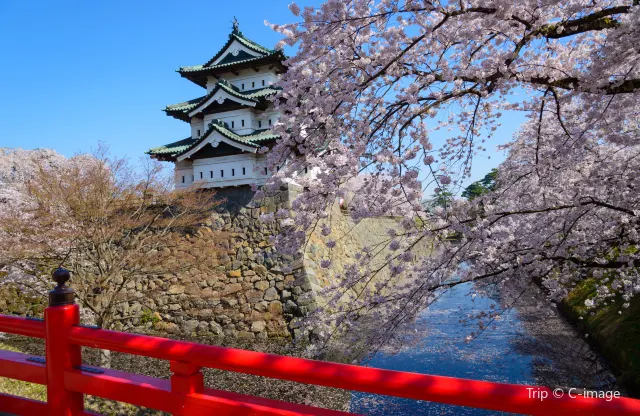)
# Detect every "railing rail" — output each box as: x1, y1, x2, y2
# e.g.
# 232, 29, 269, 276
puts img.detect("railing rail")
0, 268, 639, 415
